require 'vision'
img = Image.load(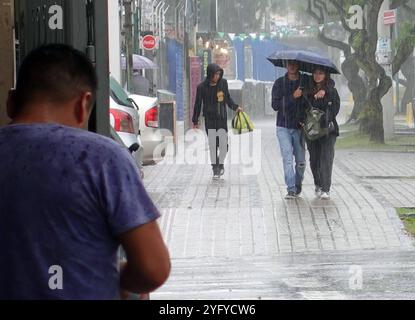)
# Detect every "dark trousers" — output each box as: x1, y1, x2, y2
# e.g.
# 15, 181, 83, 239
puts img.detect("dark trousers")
205, 118, 228, 168
307, 134, 337, 193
